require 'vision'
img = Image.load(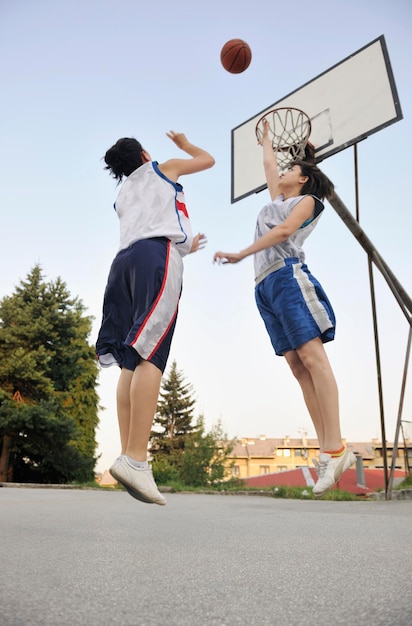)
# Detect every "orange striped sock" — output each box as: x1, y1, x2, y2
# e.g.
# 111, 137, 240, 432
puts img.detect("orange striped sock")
324, 445, 345, 458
